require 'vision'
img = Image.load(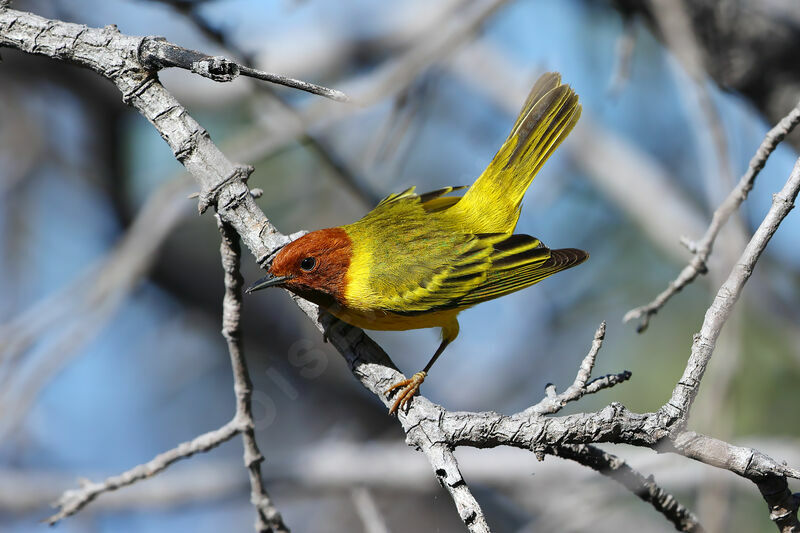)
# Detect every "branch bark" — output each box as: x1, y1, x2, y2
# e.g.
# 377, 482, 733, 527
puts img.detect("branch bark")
2, 5, 799, 532
549, 444, 703, 532
138, 38, 348, 102
218, 217, 288, 533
